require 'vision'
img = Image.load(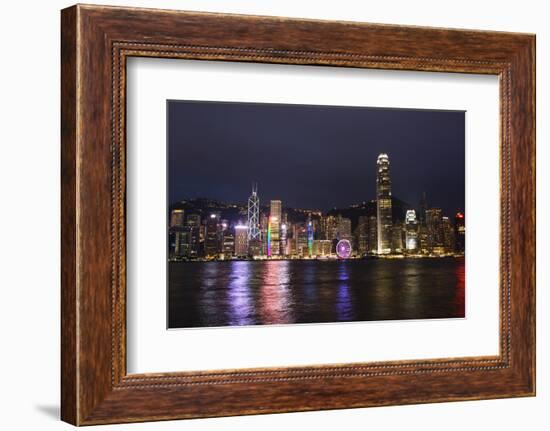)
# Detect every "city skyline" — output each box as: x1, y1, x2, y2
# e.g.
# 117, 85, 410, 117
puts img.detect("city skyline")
169, 153, 465, 261
168, 100, 465, 217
